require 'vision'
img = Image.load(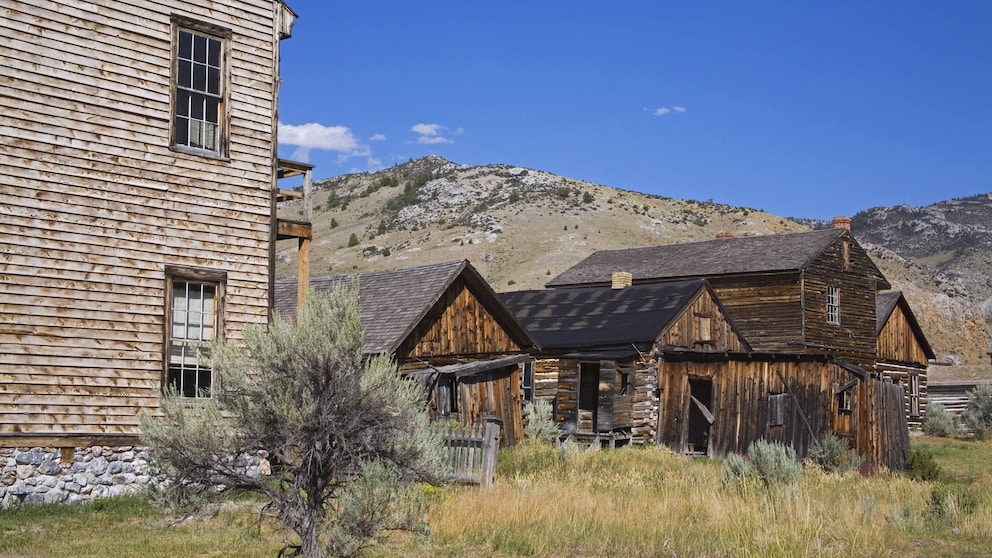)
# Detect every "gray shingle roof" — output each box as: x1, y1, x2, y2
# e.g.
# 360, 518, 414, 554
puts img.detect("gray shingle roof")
274, 259, 534, 356
499, 280, 729, 352
546, 228, 869, 288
